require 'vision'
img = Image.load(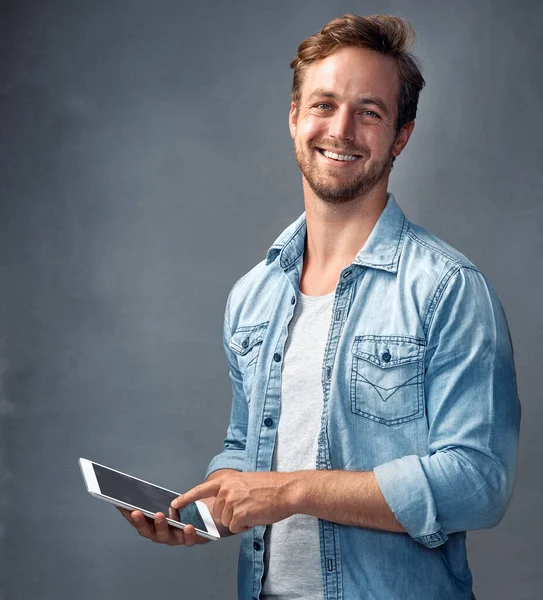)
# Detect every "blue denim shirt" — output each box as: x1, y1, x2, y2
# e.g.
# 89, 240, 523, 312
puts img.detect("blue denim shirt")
206, 194, 520, 600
